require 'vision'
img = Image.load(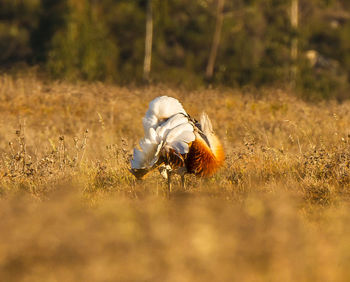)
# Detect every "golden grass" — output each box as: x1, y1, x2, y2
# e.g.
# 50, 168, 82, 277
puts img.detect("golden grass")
1, 74, 350, 281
